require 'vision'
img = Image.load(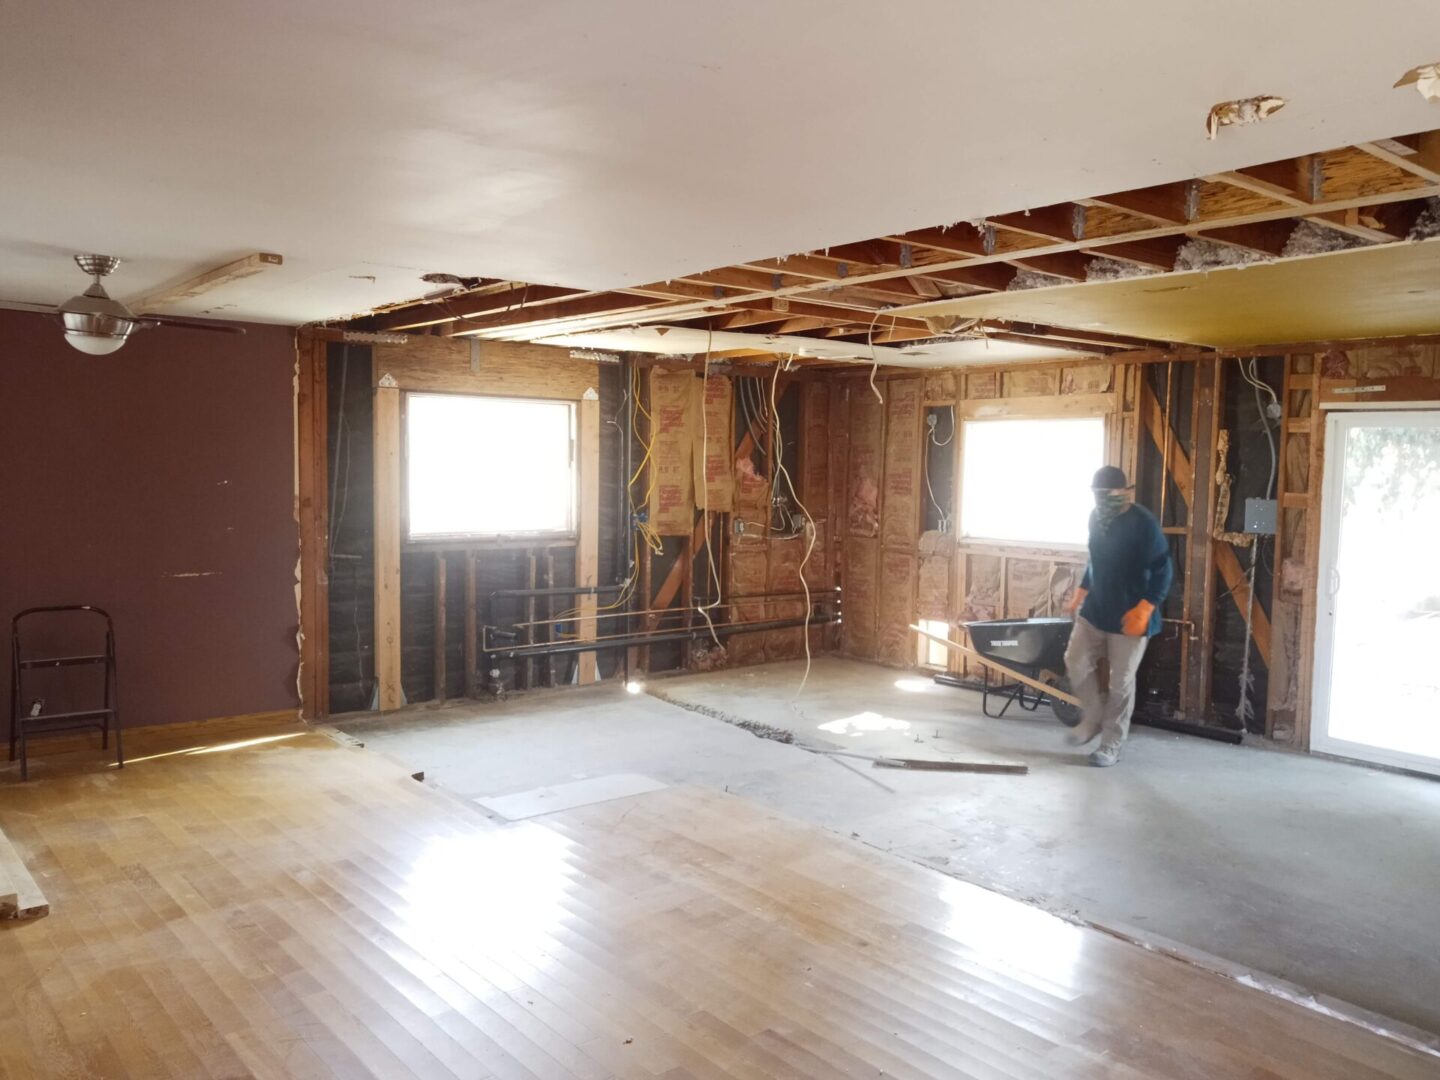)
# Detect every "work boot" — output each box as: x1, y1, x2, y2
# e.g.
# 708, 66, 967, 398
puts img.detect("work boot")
1067, 719, 1101, 746
1089, 741, 1122, 767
